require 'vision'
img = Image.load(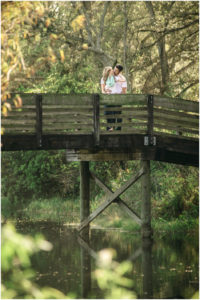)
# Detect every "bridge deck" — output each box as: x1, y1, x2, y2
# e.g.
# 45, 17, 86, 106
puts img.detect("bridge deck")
1, 93, 199, 166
